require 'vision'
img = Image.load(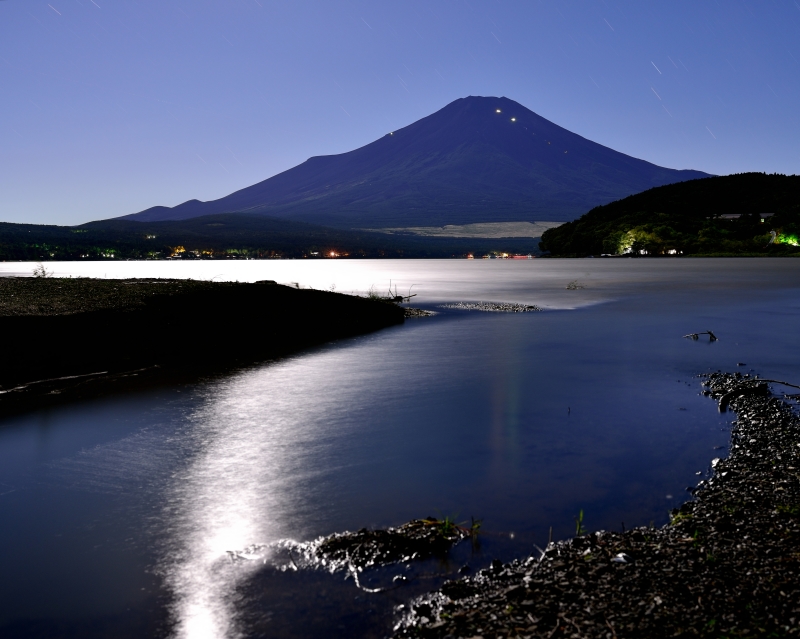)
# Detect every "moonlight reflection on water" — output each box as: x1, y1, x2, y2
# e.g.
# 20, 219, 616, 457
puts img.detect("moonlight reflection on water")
163, 353, 397, 638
